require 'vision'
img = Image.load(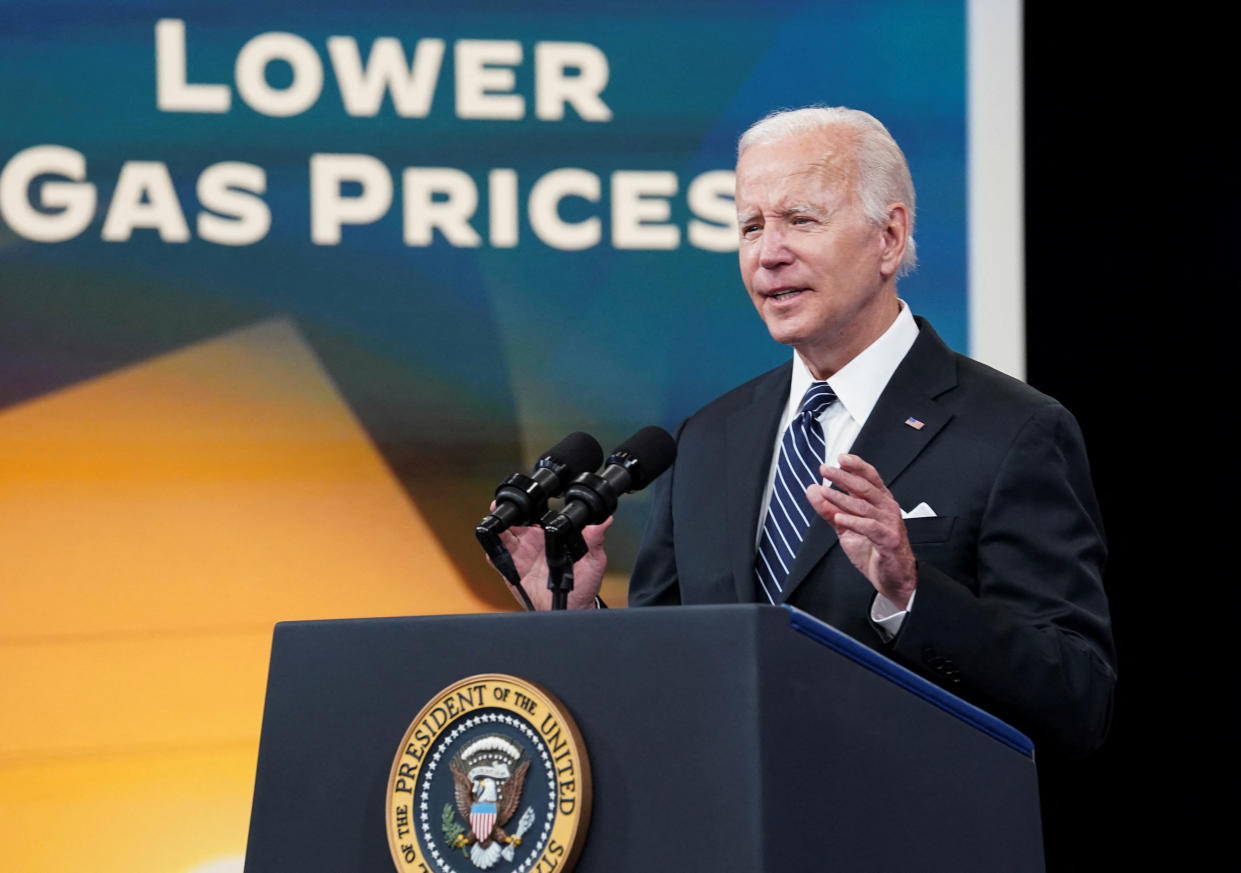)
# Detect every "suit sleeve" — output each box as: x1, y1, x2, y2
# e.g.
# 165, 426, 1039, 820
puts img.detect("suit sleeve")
626, 423, 684, 607
888, 403, 1116, 758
